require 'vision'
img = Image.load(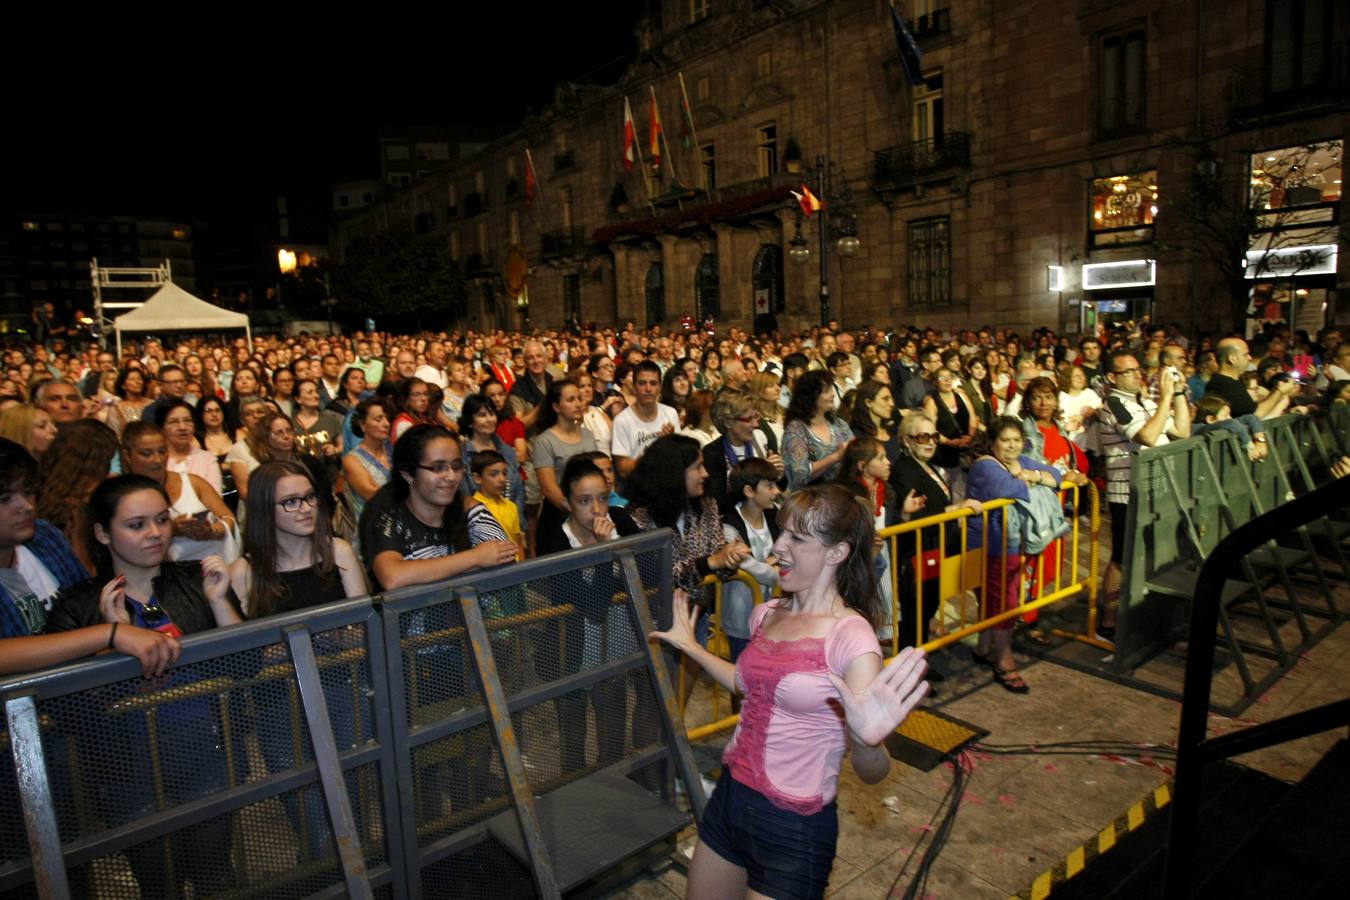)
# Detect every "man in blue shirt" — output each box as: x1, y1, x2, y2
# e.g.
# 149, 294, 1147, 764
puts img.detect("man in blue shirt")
0, 438, 179, 676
